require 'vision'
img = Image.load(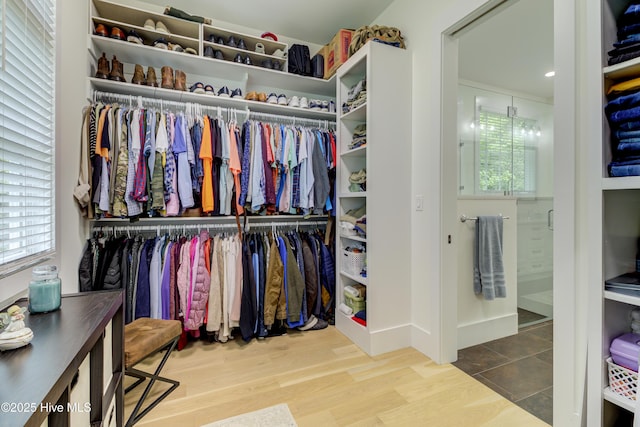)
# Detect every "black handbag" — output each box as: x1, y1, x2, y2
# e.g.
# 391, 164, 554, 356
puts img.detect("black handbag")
288, 44, 312, 76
